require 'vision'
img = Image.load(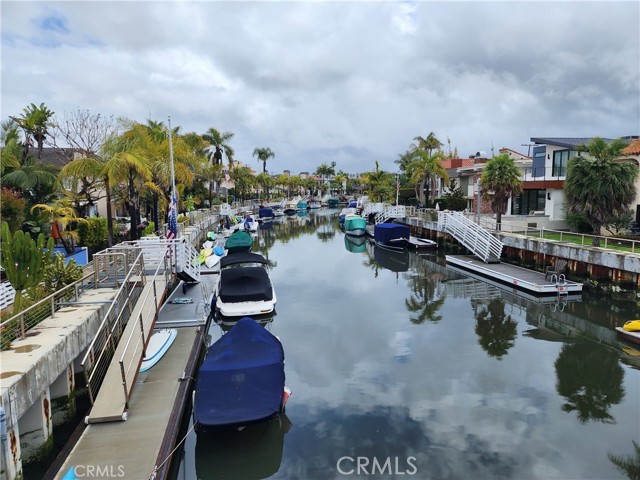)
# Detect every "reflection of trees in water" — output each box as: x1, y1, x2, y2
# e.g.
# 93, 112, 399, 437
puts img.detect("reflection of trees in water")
554, 340, 624, 424
608, 440, 640, 480
474, 298, 517, 359
405, 274, 445, 324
